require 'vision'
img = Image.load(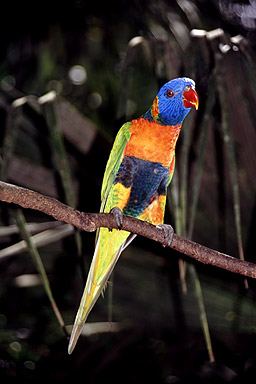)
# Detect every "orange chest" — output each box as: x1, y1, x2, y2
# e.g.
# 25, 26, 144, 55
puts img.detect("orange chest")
124, 118, 181, 167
